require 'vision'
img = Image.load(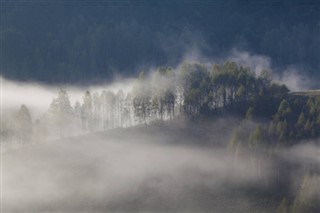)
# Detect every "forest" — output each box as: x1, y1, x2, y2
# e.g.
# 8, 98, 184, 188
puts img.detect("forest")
2, 60, 320, 212
2, 60, 320, 146
2, 1, 320, 83
2, 1, 320, 212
